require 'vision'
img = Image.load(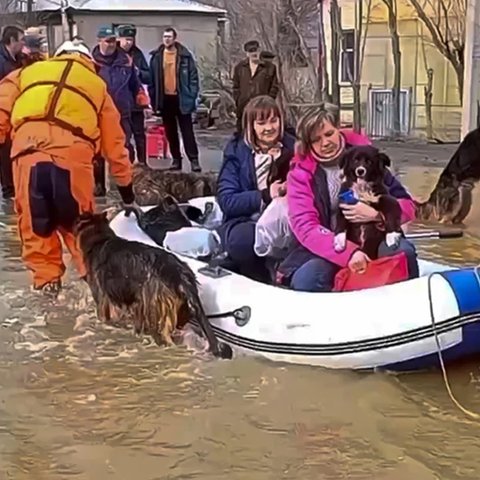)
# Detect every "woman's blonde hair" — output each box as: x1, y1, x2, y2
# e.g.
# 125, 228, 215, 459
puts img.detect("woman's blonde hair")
295, 103, 340, 157
243, 95, 284, 148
